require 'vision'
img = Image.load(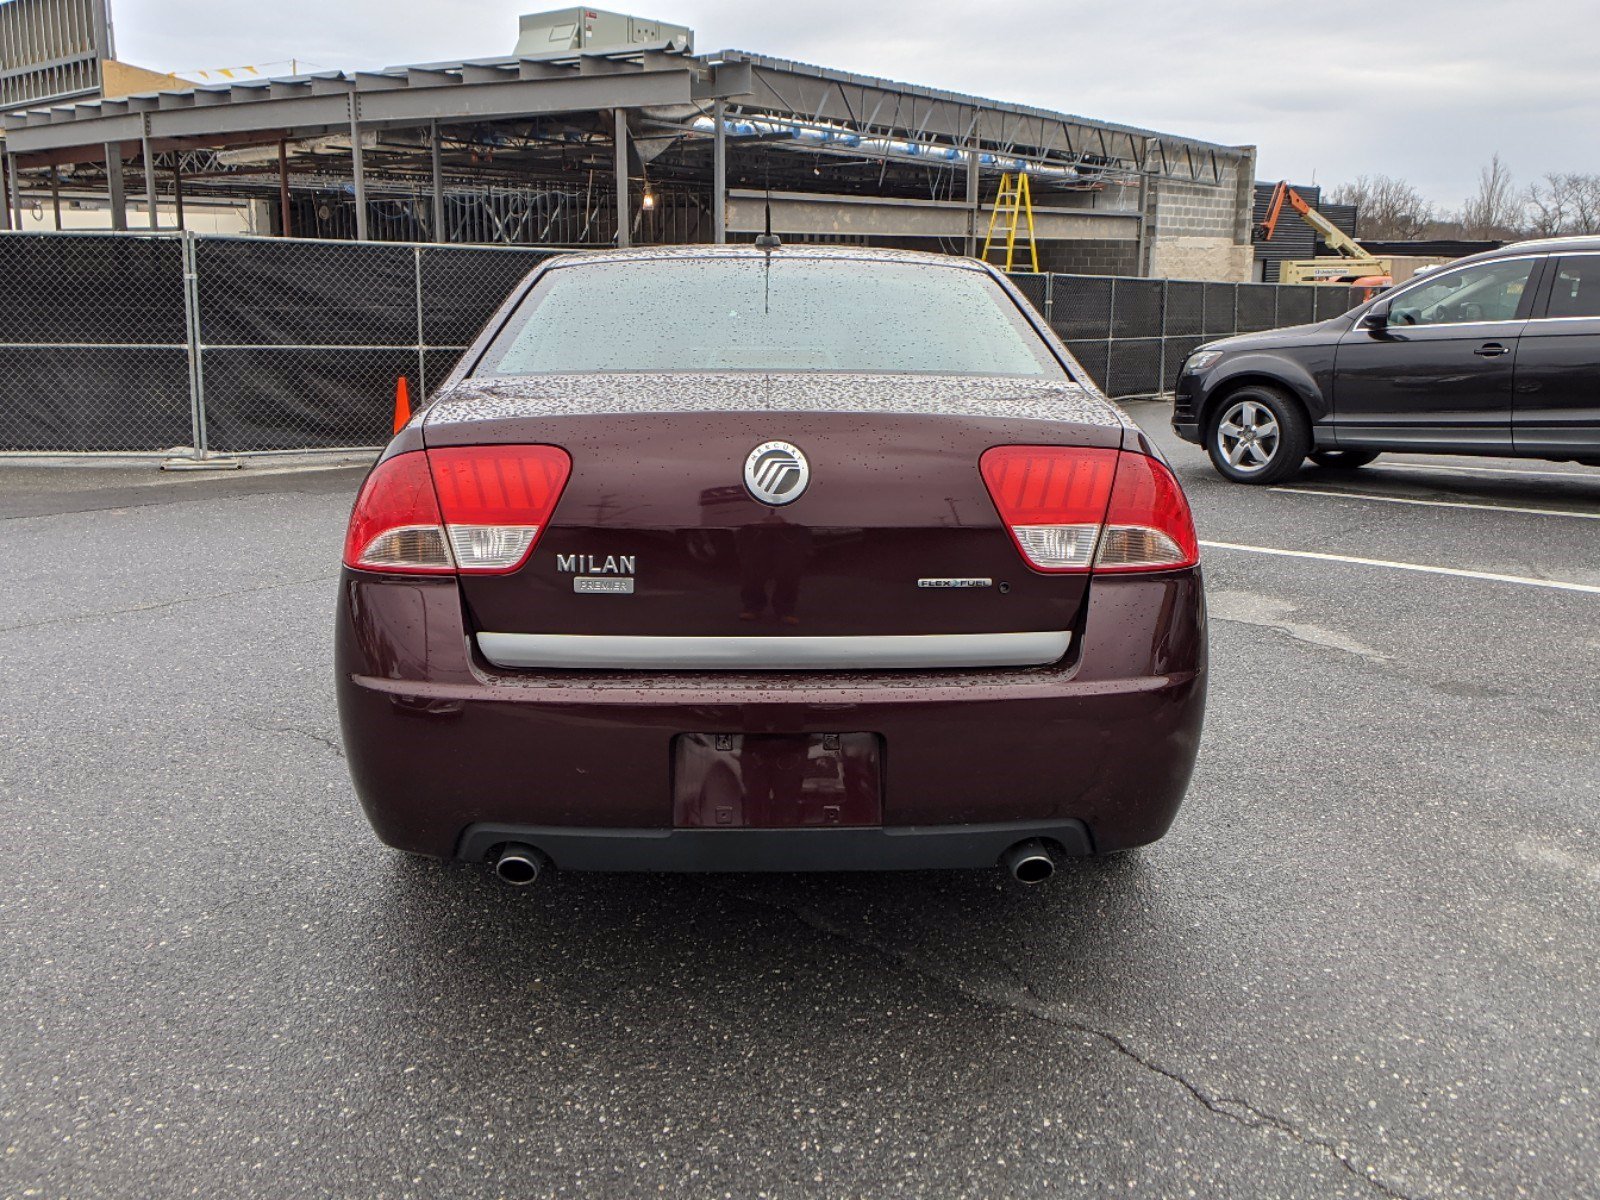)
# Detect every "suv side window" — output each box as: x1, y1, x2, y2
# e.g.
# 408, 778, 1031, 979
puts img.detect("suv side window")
1389, 258, 1535, 326
1545, 257, 1600, 319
